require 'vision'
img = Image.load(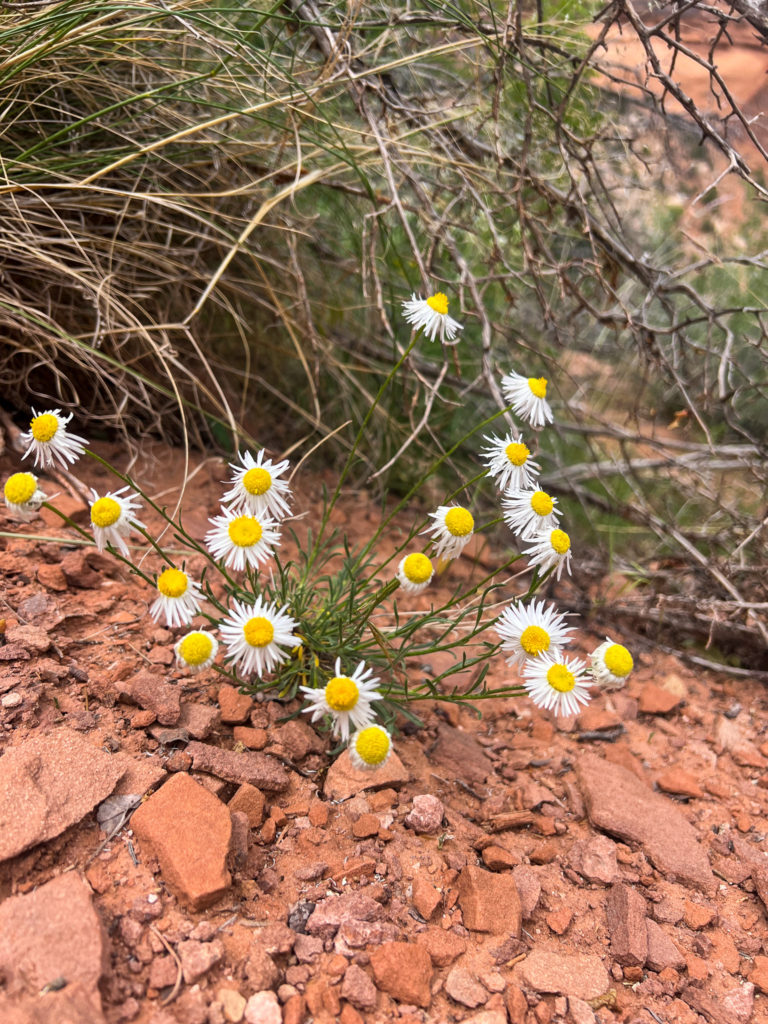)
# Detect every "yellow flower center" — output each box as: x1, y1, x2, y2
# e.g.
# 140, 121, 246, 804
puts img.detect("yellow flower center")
528, 377, 548, 399
228, 515, 262, 547
546, 664, 576, 693
91, 496, 122, 528
444, 507, 474, 537
530, 490, 554, 517
243, 616, 274, 647
505, 442, 530, 467
604, 643, 633, 677
157, 567, 188, 598
178, 632, 214, 666
520, 625, 551, 656
550, 529, 571, 554
30, 413, 59, 443
403, 553, 433, 585
426, 292, 449, 316
325, 675, 359, 712
354, 726, 390, 766
243, 467, 272, 496
4, 473, 37, 505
